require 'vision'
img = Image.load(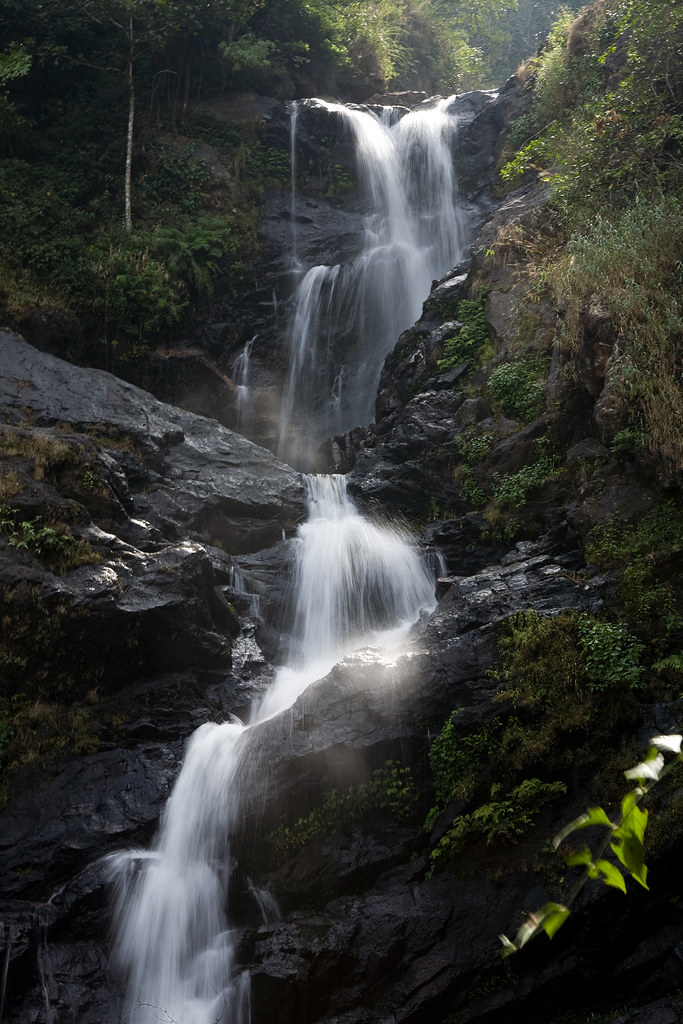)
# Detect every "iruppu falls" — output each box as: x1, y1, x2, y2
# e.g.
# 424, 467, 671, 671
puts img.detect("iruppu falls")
1, 78, 681, 1024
